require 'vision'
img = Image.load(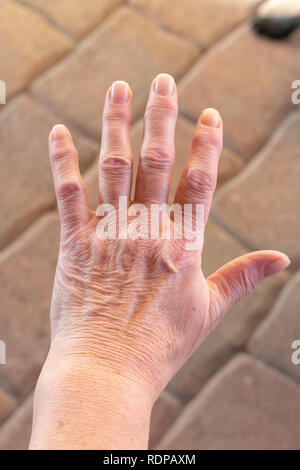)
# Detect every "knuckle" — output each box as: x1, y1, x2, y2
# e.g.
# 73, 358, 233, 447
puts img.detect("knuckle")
192, 128, 222, 155
103, 107, 130, 123
57, 181, 83, 200
213, 273, 231, 301
186, 167, 216, 196
51, 143, 77, 163
100, 153, 132, 175
140, 145, 174, 172
145, 103, 178, 120
239, 268, 256, 296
